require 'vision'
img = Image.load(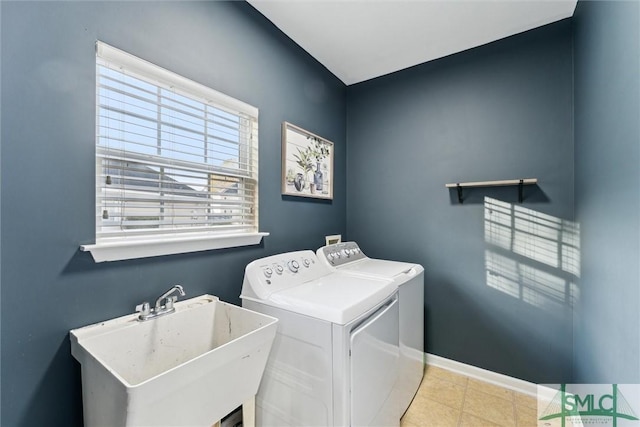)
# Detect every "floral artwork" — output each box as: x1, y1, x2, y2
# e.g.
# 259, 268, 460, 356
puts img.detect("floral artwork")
282, 122, 334, 200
